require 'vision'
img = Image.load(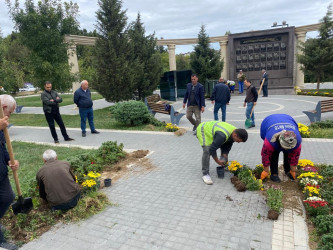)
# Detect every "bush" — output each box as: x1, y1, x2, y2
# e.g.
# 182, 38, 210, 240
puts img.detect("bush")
318, 232, 333, 250
310, 120, 333, 129
312, 215, 333, 235
110, 101, 152, 126
96, 141, 126, 165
